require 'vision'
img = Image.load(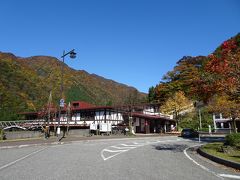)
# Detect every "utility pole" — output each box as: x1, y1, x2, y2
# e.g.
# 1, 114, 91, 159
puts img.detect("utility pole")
199, 109, 202, 130
46, 91, 52, 138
